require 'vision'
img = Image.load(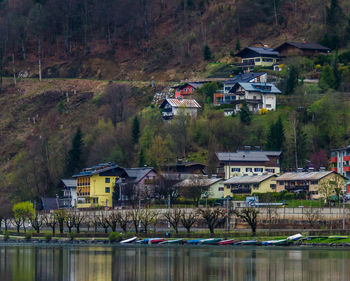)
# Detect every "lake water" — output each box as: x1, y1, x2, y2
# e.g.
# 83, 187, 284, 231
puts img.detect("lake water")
0, 245, 349, 281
